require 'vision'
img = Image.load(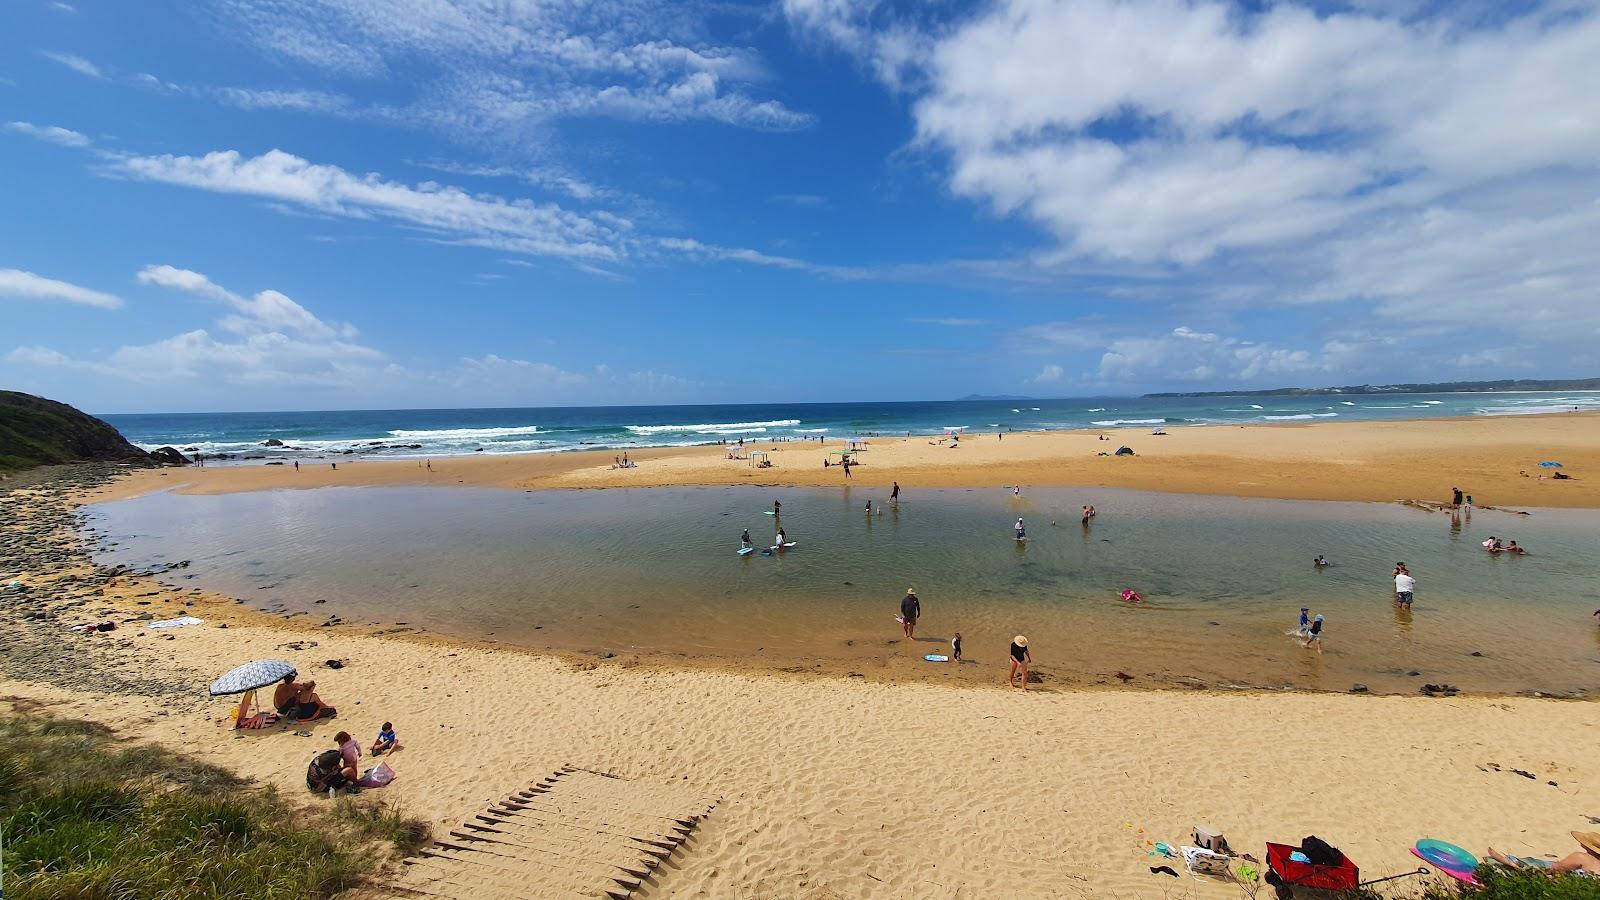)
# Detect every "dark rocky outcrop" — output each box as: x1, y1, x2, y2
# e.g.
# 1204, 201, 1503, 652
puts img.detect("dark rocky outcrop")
0, 391, 152, 473
263, 438, 284, 447
148, 446, 191, 466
